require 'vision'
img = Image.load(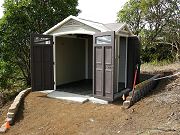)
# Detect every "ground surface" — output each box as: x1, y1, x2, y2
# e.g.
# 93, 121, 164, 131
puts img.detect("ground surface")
0, 63, 180, 135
